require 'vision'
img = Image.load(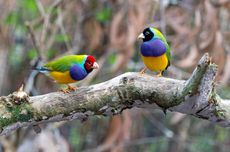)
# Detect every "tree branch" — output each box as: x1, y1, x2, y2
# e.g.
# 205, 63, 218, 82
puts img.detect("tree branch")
0, 53, 229, 136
